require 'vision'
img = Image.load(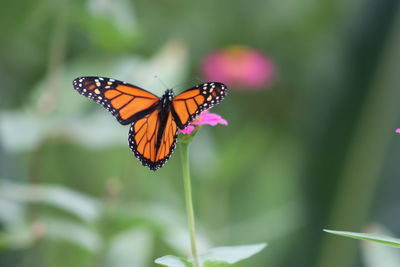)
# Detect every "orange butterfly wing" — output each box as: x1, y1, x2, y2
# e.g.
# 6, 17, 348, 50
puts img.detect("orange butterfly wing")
128, 110, 178, 170
172, 82, 227, 128
73, 77, 160, 125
